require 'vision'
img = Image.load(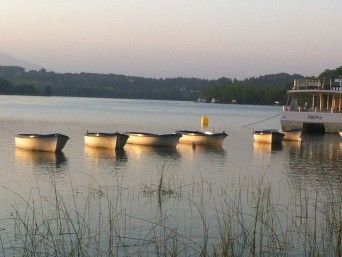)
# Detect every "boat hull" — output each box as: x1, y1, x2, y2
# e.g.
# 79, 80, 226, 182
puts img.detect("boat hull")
253, 131, 284, 144
84, 133, 128, 149
281, 111, 342, 133
177, 131, 227, 147
15, 134, 69, 152
126, 132, 181, 147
